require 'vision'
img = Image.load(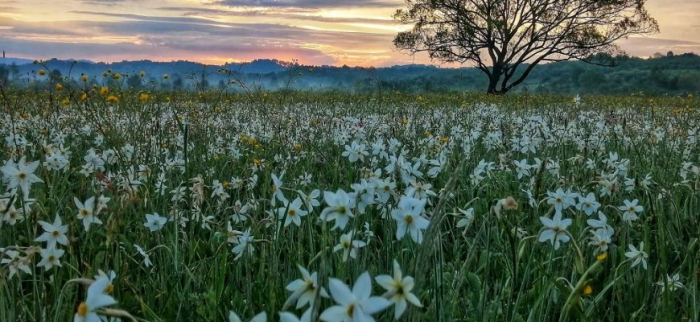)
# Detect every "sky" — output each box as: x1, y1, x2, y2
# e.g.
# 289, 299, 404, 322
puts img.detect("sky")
0, 0, 699, 67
